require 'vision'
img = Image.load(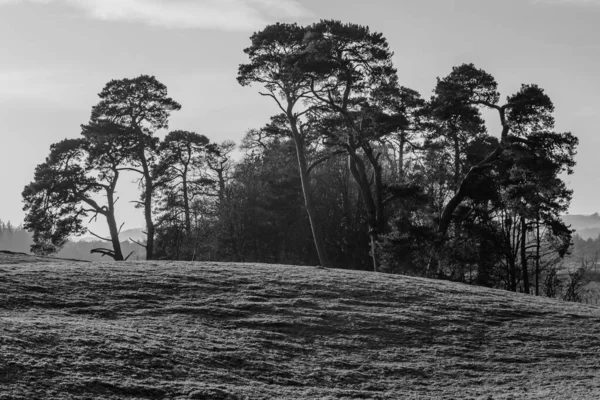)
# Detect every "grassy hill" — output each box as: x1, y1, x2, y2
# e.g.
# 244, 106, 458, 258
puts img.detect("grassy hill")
1, 253, 600, 399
